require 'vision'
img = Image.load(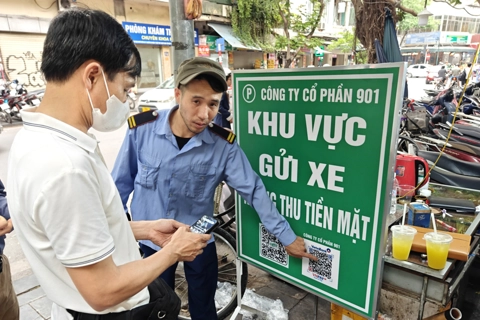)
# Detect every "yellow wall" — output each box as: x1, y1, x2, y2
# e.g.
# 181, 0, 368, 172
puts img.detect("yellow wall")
123, 1, 170, 25
0, 0, 168, 25
0, 0, 57, 19
0, 0, 173, 88
0, 0, 114, 19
